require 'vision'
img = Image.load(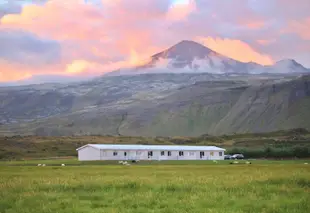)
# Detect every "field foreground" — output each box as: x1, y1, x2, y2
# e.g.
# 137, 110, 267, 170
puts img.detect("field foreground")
0, 161, 310, 213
